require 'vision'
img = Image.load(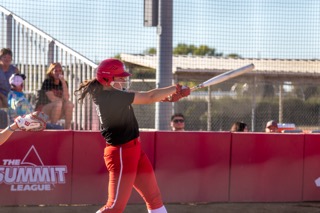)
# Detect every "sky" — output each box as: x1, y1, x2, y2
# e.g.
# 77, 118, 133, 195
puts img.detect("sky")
1, 0, 320, 62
